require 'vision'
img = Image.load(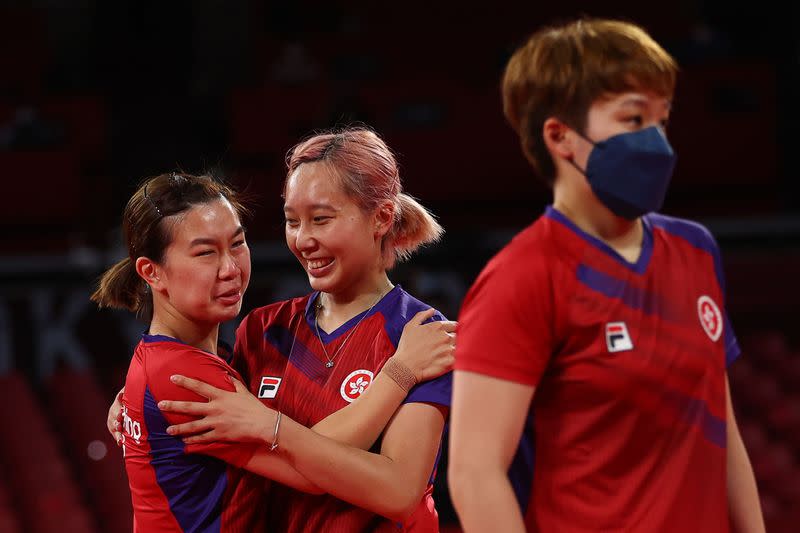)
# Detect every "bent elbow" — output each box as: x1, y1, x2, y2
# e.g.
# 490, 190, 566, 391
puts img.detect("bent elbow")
384, 503, 417, 523
383, 487, 425, 523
